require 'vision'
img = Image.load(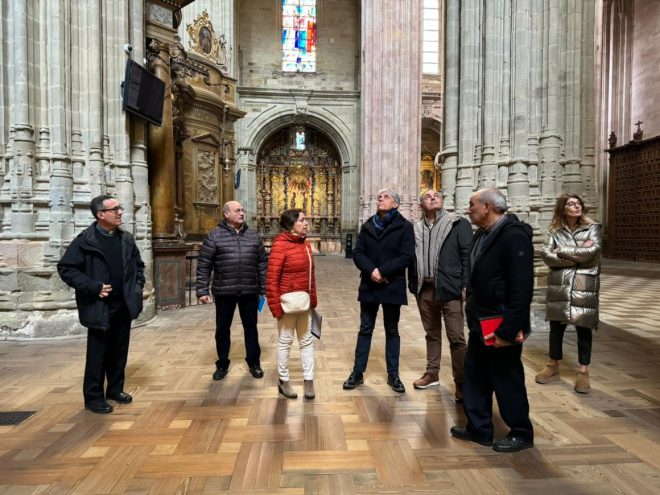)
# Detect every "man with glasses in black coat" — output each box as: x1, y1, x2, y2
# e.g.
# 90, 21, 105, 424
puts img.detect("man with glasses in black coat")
58, 195, 145, 414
